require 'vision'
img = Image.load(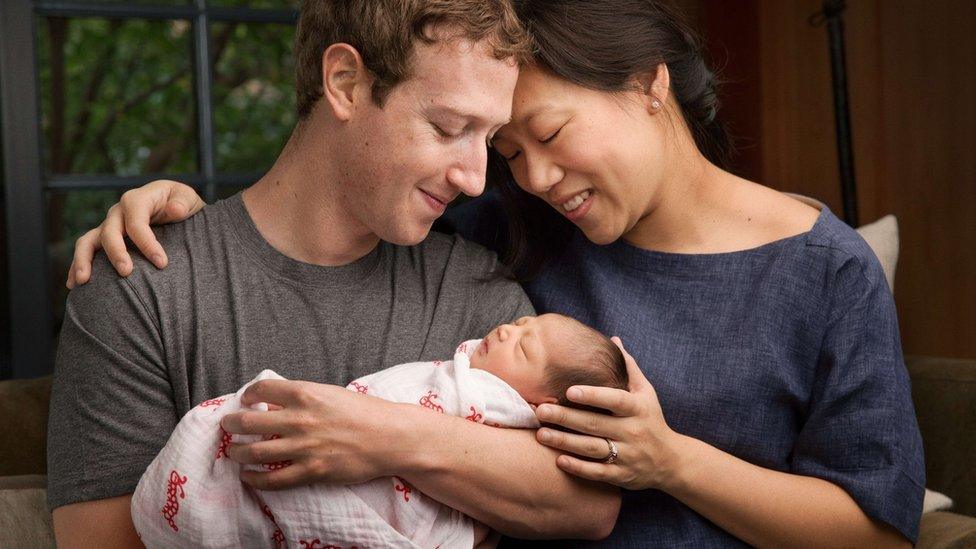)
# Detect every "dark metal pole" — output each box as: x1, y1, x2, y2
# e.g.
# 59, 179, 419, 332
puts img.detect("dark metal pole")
820, 0, 859, 226
0, 0, 53, 378
193, 0, 218, 203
